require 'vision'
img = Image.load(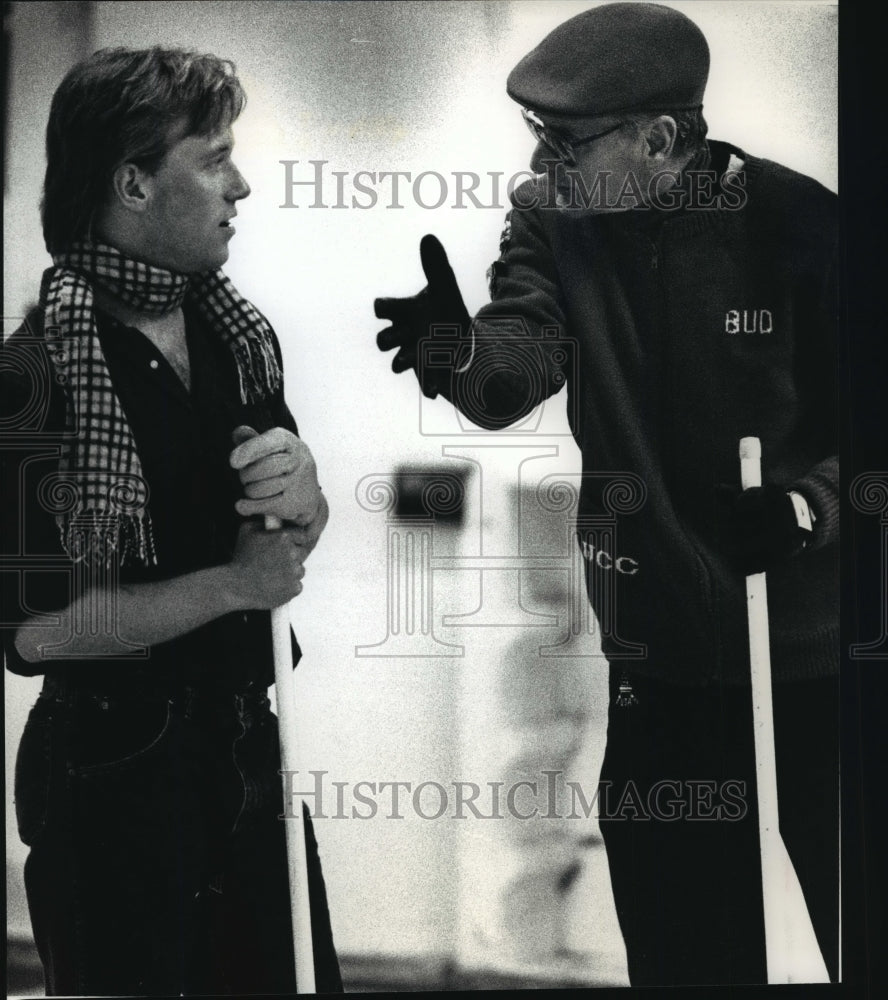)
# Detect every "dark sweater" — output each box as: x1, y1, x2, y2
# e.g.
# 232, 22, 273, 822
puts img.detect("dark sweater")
439, 141, 838, 685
